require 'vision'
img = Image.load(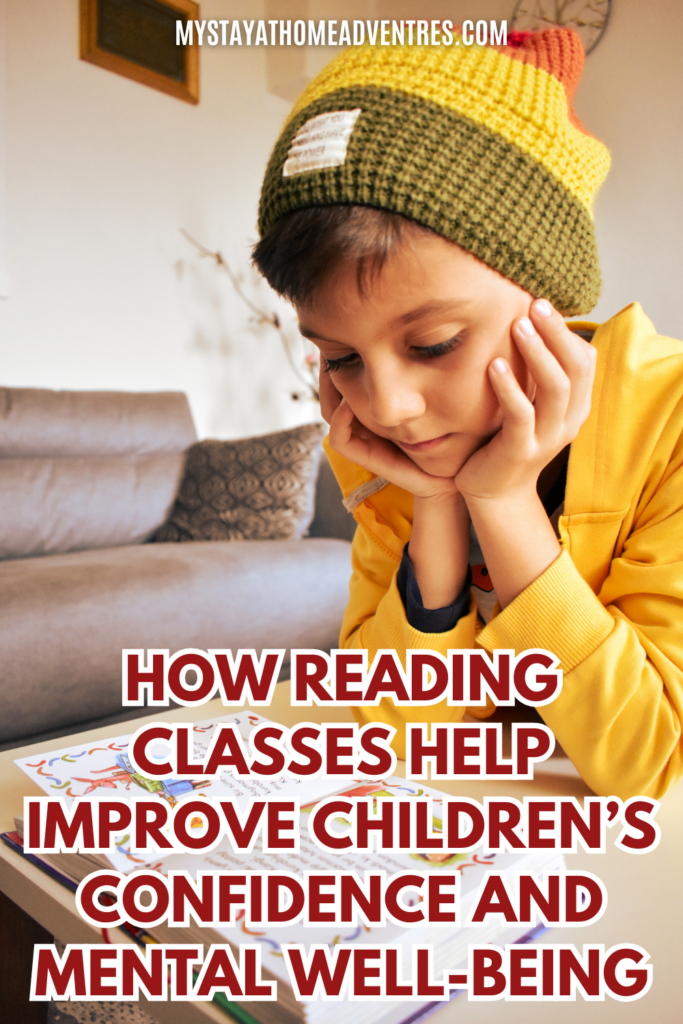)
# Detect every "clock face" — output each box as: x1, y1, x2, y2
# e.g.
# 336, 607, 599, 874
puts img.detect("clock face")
511, 0, 611, 54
